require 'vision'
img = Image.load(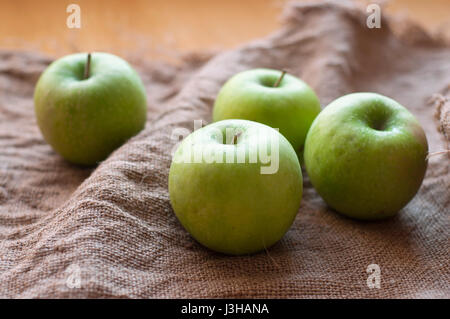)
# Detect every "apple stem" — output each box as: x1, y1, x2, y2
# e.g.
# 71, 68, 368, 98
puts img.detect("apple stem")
84, 53, 91, 79
273, 70, 286, 88
231, 131, 242, 145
